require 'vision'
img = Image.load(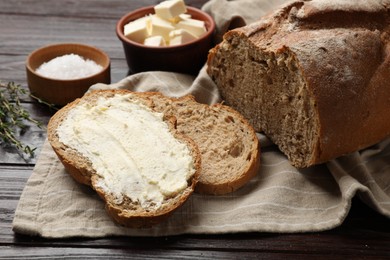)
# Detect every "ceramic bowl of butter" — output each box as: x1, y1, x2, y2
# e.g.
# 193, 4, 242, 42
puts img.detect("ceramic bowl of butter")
26, 43, 111, 106
116, 4, 215, 75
